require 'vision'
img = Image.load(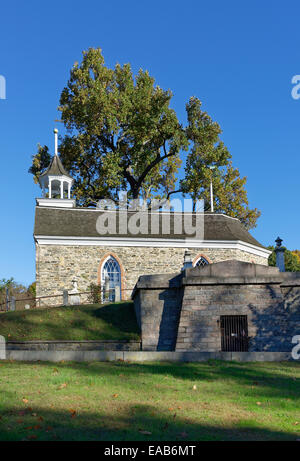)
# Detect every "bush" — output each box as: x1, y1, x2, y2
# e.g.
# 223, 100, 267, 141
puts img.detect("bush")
89, 283, 102, 304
